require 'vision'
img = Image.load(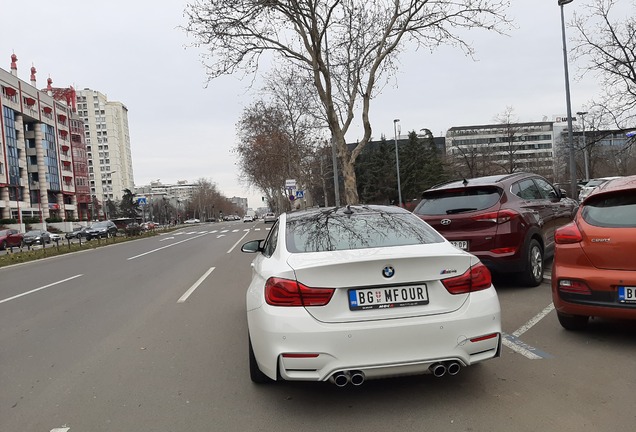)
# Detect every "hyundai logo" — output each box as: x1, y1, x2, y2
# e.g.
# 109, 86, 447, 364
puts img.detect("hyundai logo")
441, 219, 451, 226
382, 266, 395, 278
